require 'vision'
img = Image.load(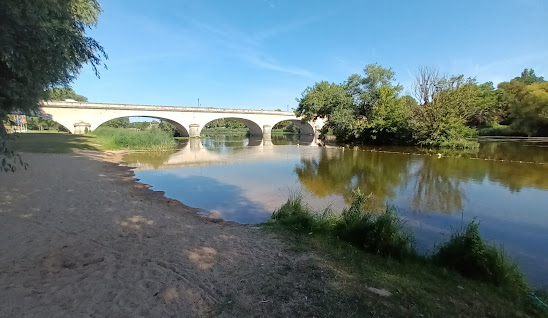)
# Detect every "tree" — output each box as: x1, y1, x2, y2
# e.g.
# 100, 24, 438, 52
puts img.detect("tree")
410, 76, 488, 147
343, 64, 401, 118
498, 80, 548, 135
45, 88, 88, 102
27, 117, 61, 131
1, 0, 106, 171
102, 117, 130, 128
413, 66, 440, 105
0, 0, 106, 119
295, 81, 352, 122
513, 68, 545, 85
